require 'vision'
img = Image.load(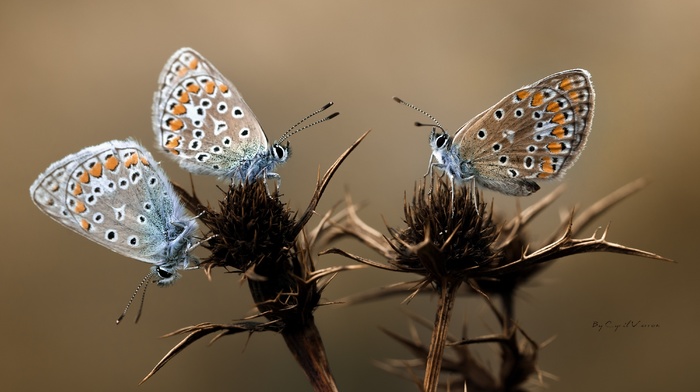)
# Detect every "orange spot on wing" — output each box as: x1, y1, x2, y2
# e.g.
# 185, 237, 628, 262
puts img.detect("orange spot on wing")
541, 157, 555, 173
165, 136, 182, 149
531, 92, 544, 107
188, 58, 199, 70
551, 126, 566, 139
168, 118, 184, 131
169, 149, 180, 155
89, 162, 102, 178
176, 65, 187, 77
72, 183, 83, 196
219, 83, 229, 93
537, 172, 552, 179
186, 83, 200, 94
140, 156, 150, 166
204, 80, 216, 95
547, 142, 564, 154
552, 112, 566, 124
516, 90, 530, 101
74, 201, 86, 214
124, 152, 139, 168
104, 155, 119, 171
172, 104, 186, 115
178, 92, 190, 104
568, 91, 580, 101
546, 101, 560, 112
80, 218, 91, 231
560, 78, 573, 91
78, 171, 90, 184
